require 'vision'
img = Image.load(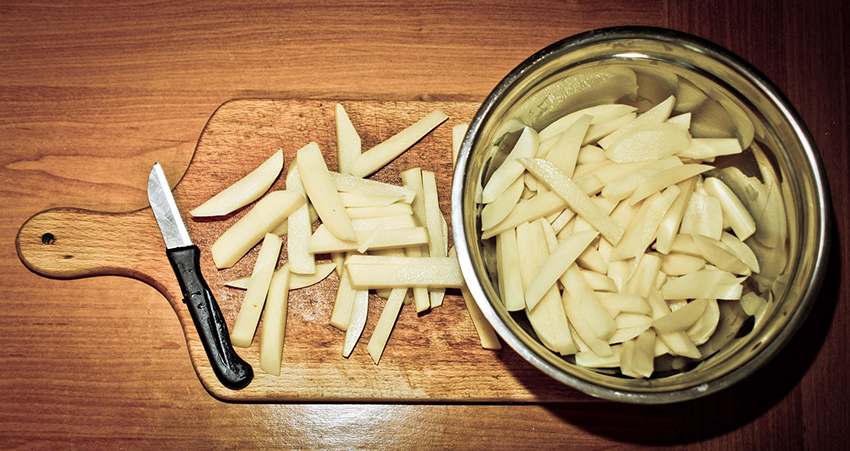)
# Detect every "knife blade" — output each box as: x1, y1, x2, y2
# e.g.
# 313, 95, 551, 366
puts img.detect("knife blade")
148, 163, 253, 390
